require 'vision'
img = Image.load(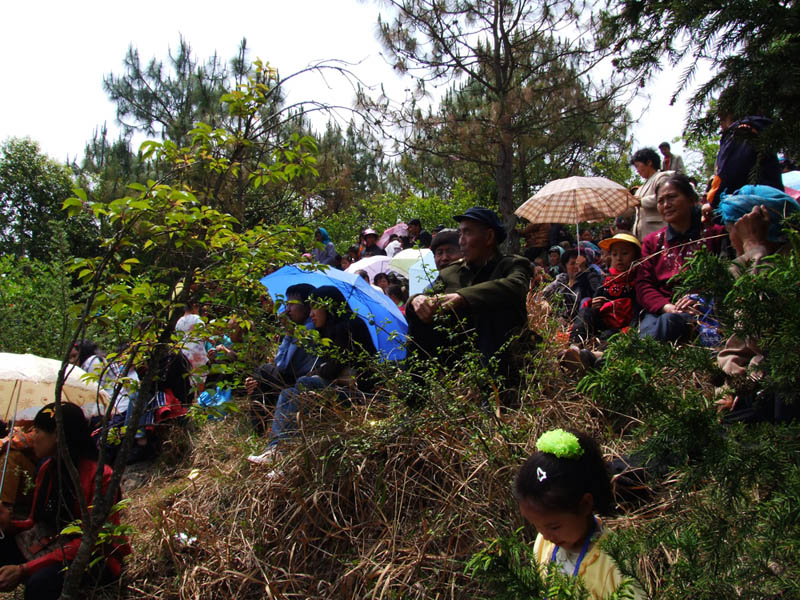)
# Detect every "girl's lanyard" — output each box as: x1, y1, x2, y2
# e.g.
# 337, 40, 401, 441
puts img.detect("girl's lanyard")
549, 517, 598, 578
